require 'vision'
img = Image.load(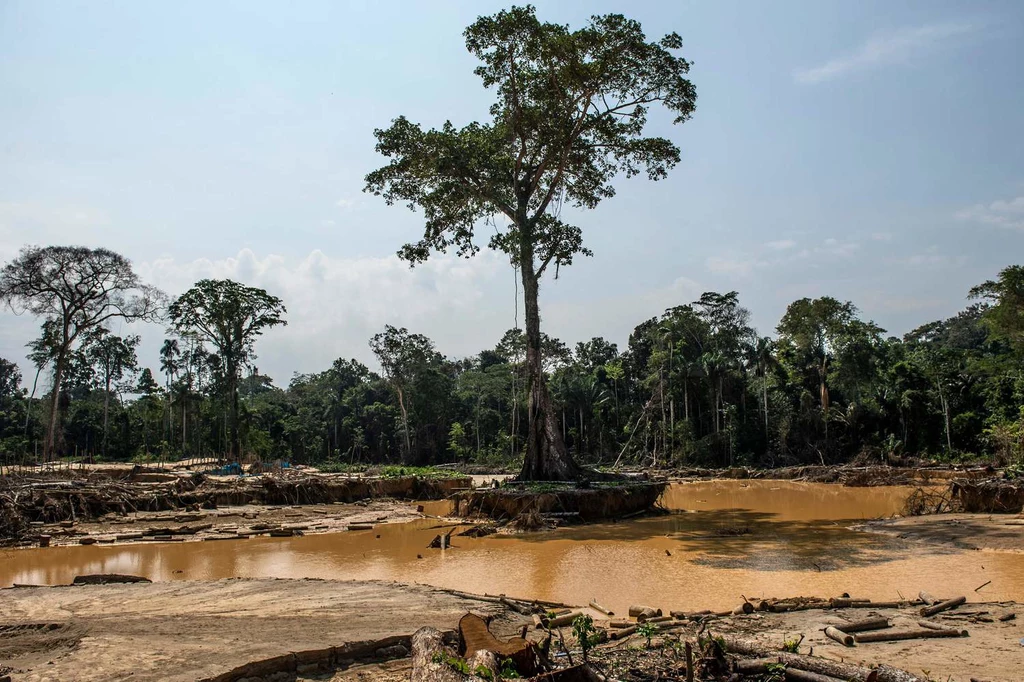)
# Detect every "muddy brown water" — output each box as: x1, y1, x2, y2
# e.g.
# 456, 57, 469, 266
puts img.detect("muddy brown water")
3, 480, 1022, 613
